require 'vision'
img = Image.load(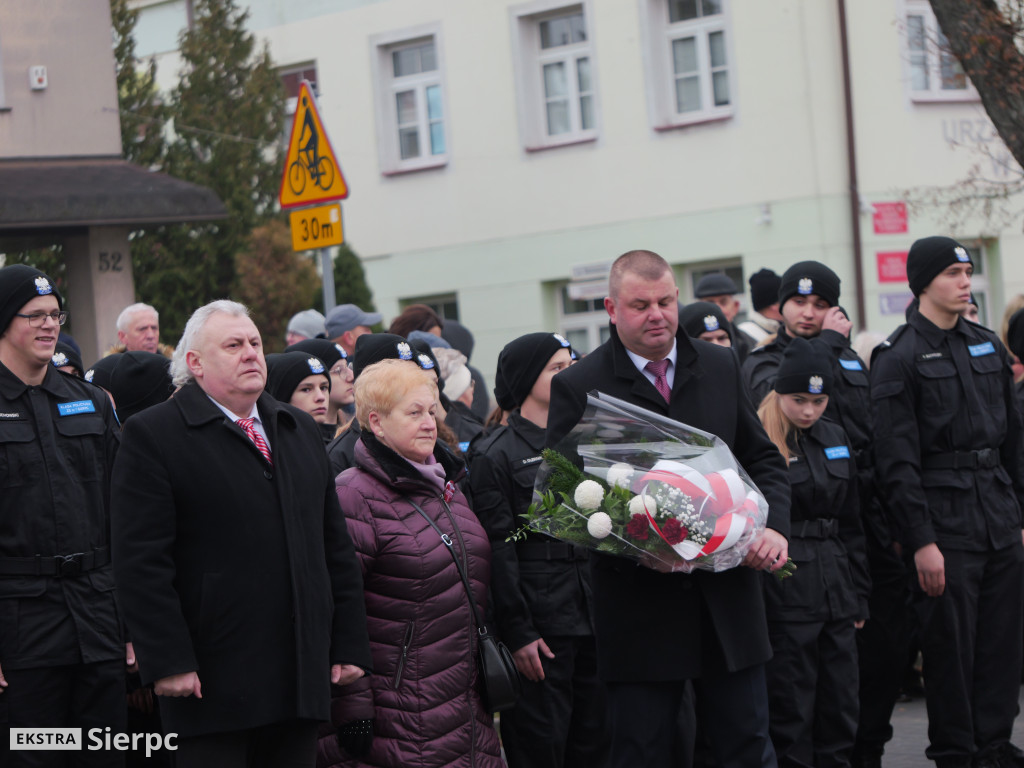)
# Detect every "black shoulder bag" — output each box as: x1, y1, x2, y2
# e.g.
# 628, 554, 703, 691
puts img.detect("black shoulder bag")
406, 497, 522, 713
